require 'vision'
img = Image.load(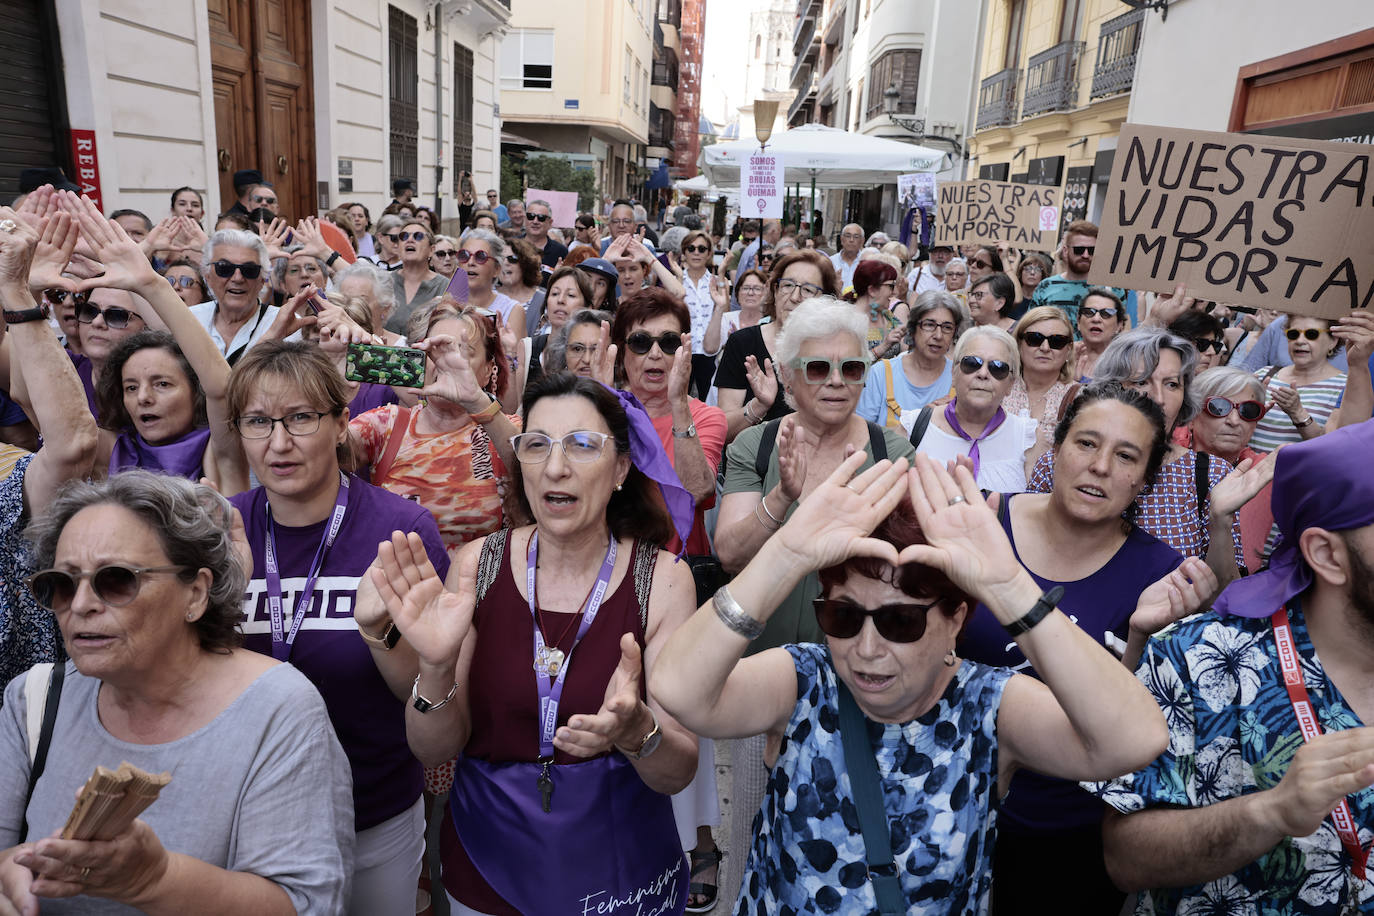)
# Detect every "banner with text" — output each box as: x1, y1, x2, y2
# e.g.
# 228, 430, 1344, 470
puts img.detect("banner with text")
935, 180, 1061, 248
1088, 123, 1374, 318
743, 149, 784, 219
